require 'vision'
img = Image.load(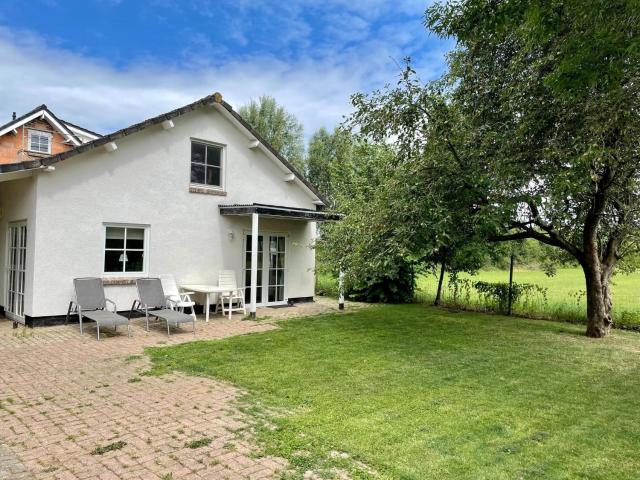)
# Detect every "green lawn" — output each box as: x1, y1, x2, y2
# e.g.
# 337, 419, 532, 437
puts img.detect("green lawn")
148, 305, 640, 479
